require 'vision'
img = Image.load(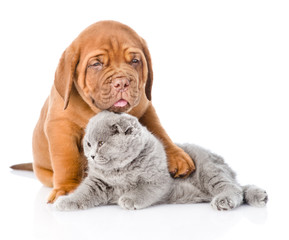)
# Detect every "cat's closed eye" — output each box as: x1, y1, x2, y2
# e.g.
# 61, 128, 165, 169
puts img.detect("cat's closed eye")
87, 142, 91, 147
